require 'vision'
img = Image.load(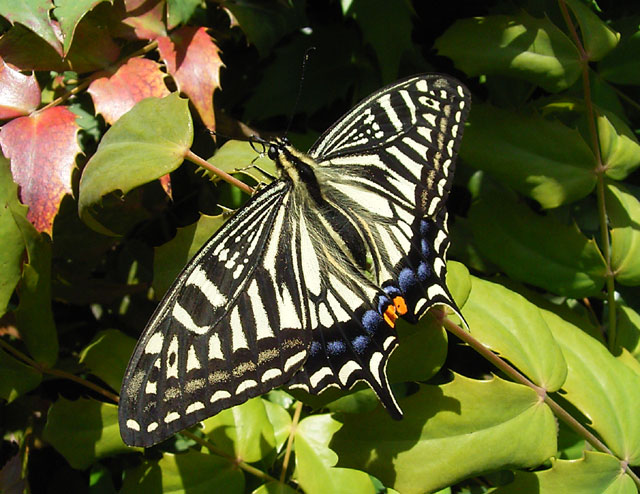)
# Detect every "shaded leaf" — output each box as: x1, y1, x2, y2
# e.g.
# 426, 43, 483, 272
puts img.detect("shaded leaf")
166, 0, 202, 29
332, 375, 556, 494
43, 398, 131, 469
206, 140, 276, 185
461, 276, 568, 391
78, 93, 192, 231
0, 348, 41, 403
606, 182, 640, 286
564, 0, 619, 61
253, 482, 298, 494
87, 57, 170, 125
0, 155, 28, 316
157, 26, 223, 129
342, 0, 412, 83
541, 308, 640, 464
494, 451, 635, 494
53, 0, 113, 55
121, 451, 244, 494
436, 13, 581, 92
295, 414, 375, 494
599, 29, 640, 85
0, 106, 80, 234
0, 0, 62, 55
0, 56, 40, 118
79, 329, 137, 391
262, 399, 292, 452
224, 0, 306, 57
0, 452, 28, 494
616, 304, 640, 361
469, 195, 607, 297
201, 397, 276, 463
153, 213, 227, 298
460, 103, 596, 208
